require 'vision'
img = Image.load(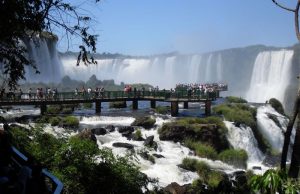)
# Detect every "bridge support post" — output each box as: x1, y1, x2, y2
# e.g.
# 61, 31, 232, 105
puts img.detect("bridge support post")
150, 100, 156, 109
205, 101, 211, 116
95, 101, 101, 114
171, 101, 178, 117
132, 100, 138, 110
40, 104, 47, 115
183, 102, 188, 109
216, 90, 220, 98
